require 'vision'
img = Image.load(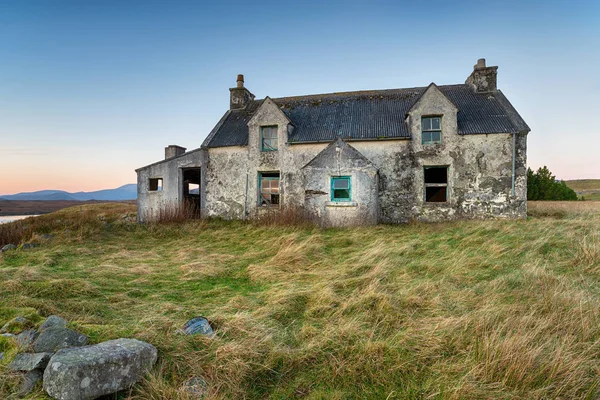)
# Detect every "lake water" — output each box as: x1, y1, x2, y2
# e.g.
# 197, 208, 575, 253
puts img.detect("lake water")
0, 215, 39, 224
